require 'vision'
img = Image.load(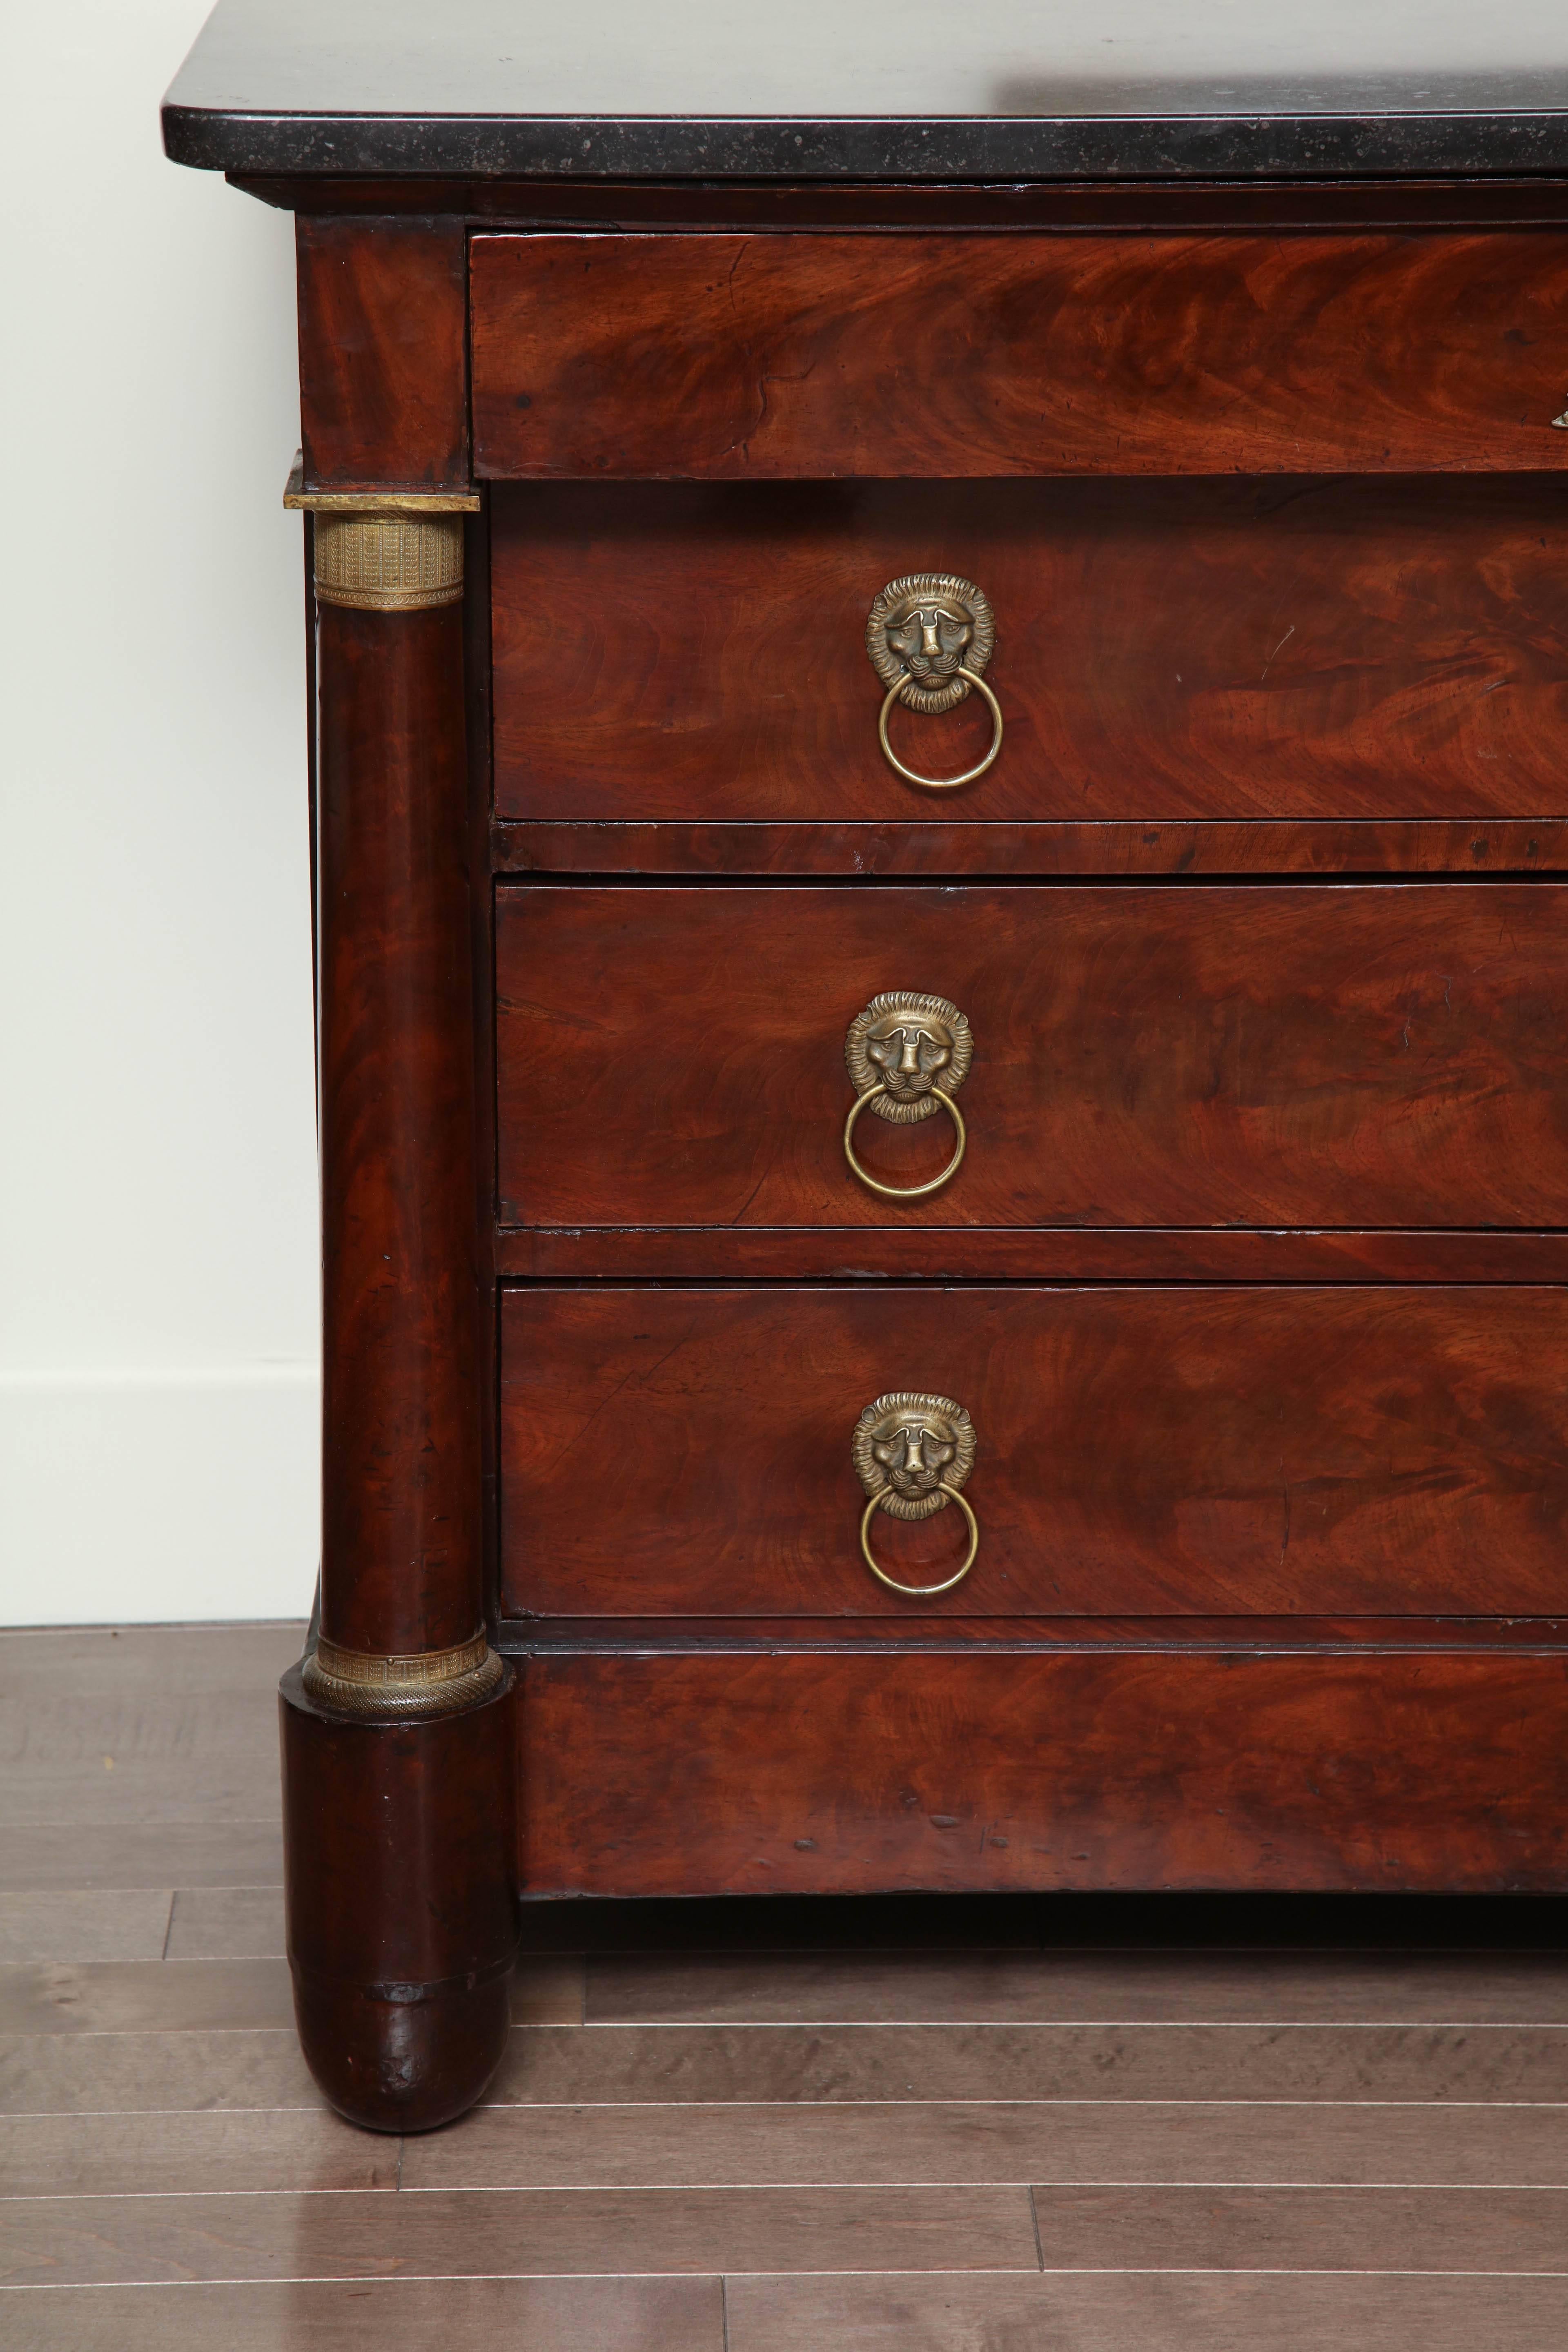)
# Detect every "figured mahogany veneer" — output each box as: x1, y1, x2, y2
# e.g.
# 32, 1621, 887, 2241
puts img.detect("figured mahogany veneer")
297, 216, 469, 492
516, 1651, 1568, 1895
517, 1615, 1568, 1653
494, 820, 1568, 880
497, 1228, 1568, 1285
318, 599, 483, 1659
497, 1287, 1568, 1620
471, 232, 1568, 479
491, 479, 1568, 825
496, 884, 1568, 1233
